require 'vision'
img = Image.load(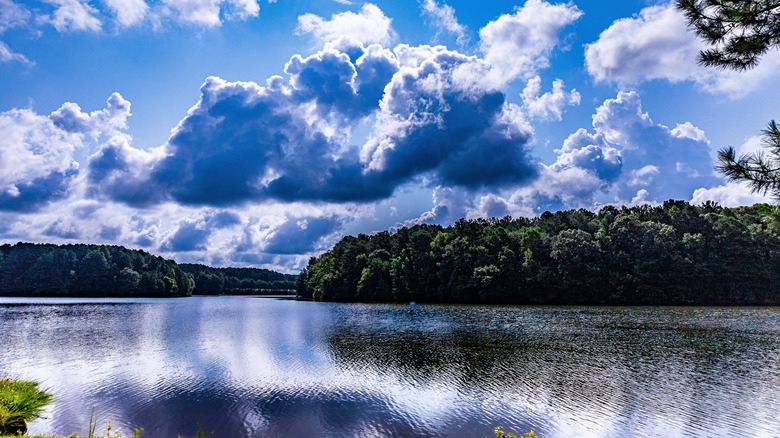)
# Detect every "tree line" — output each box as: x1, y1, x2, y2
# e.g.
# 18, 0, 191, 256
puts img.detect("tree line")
297, 201, 780, 305
0, 243, 194, 297
179, 264, 296, 295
